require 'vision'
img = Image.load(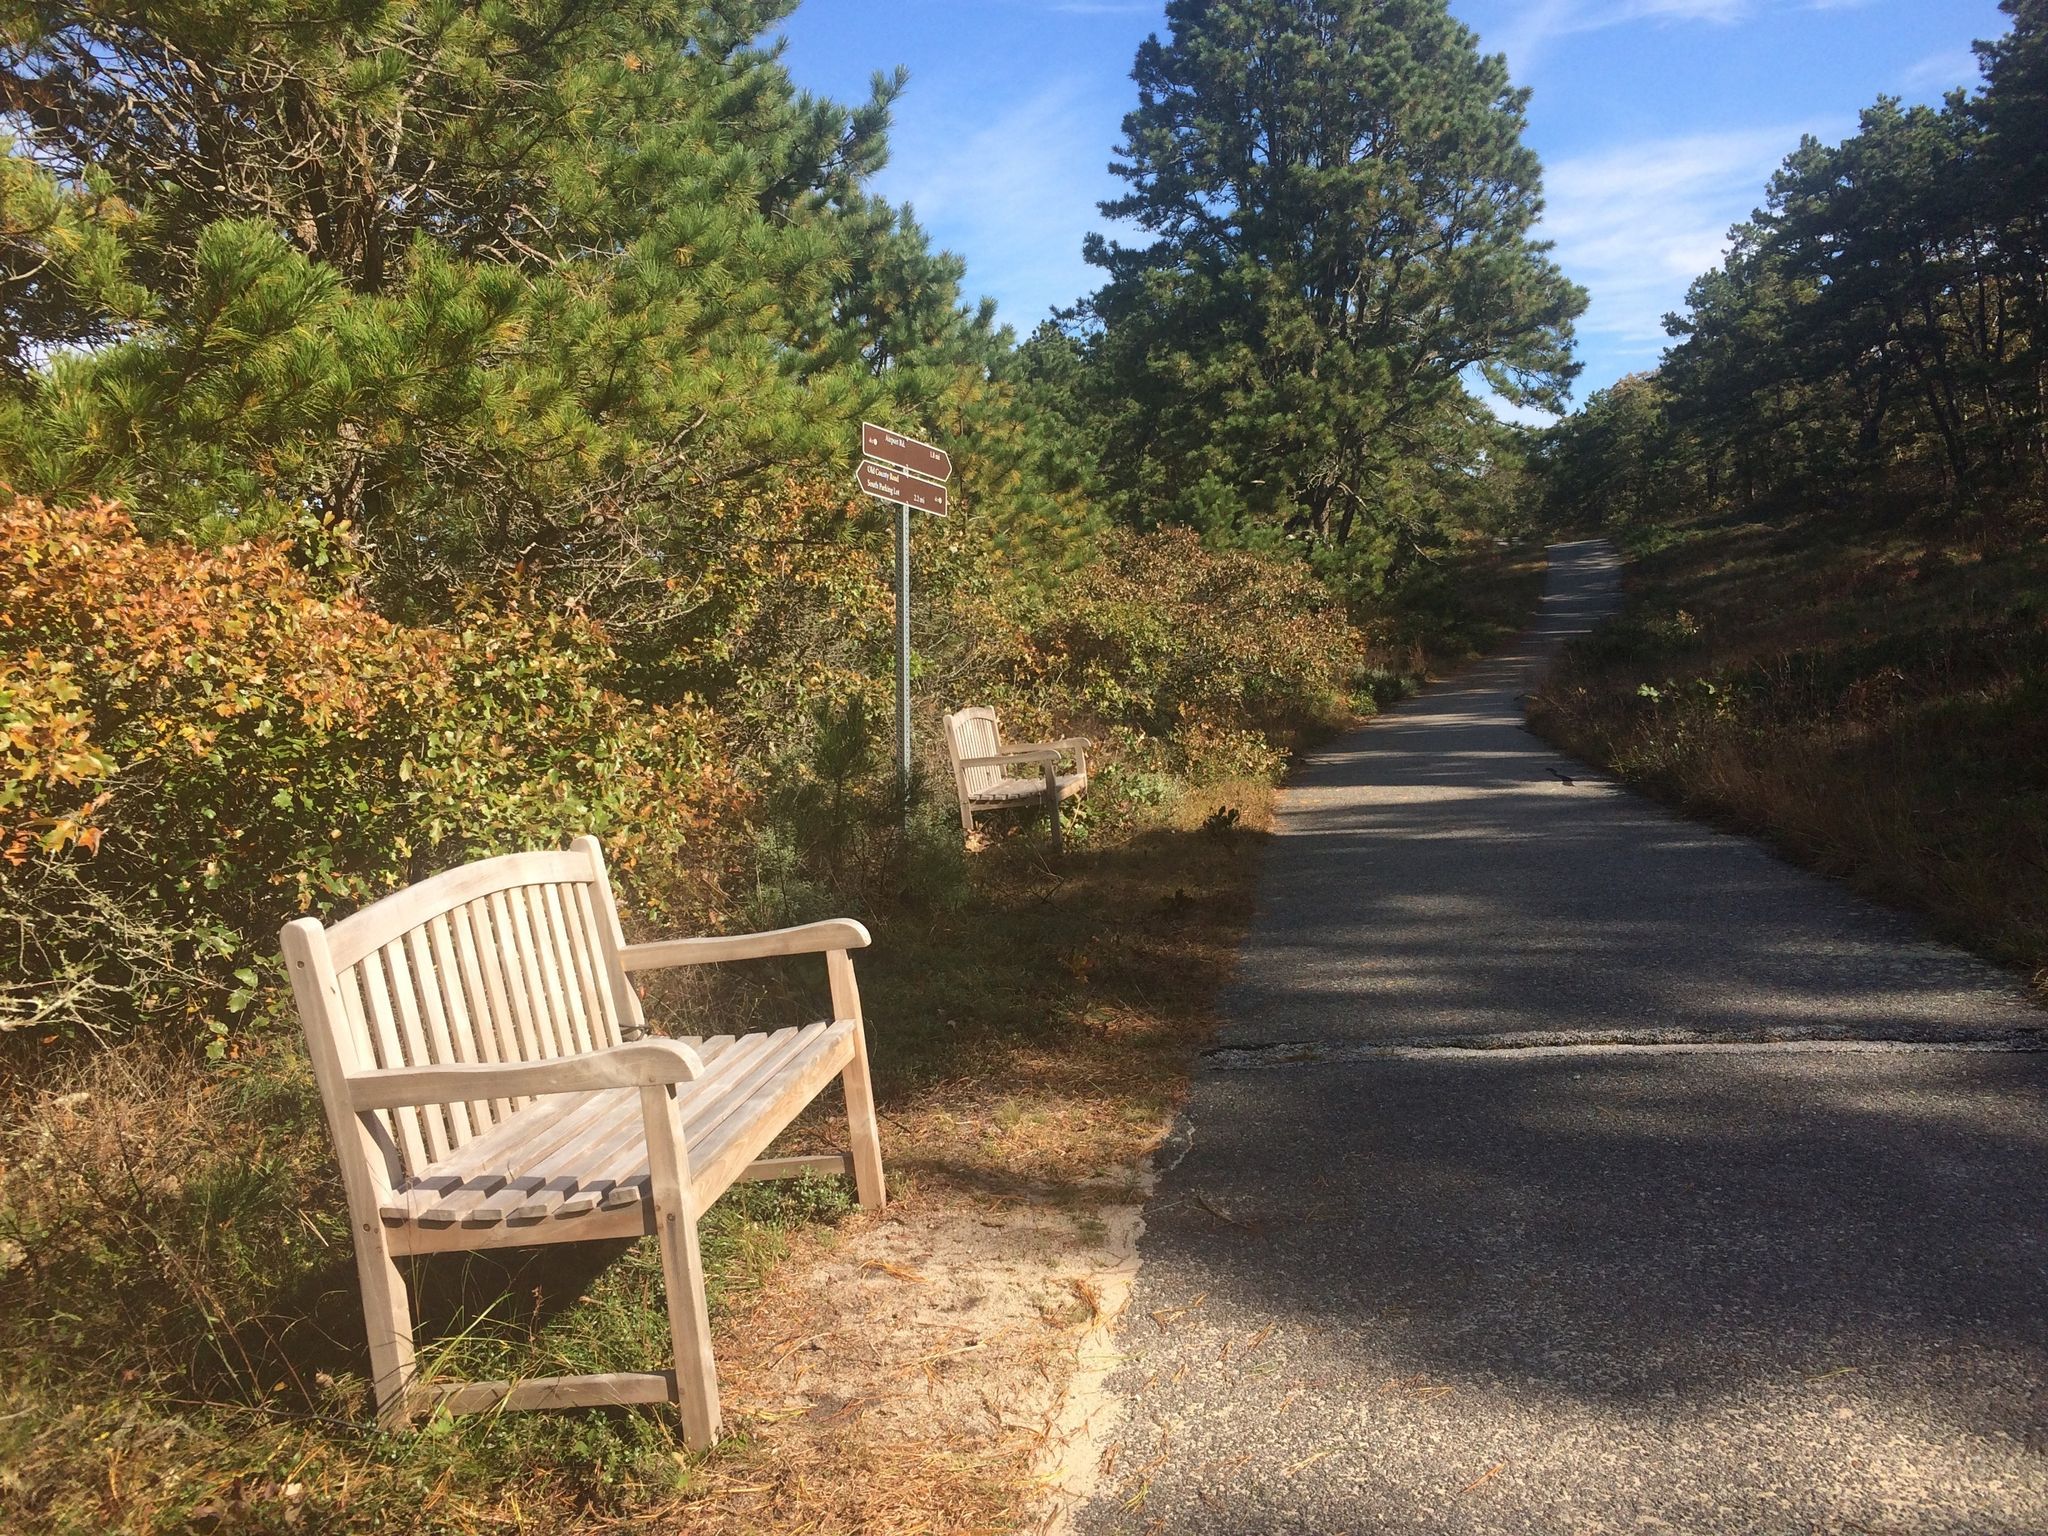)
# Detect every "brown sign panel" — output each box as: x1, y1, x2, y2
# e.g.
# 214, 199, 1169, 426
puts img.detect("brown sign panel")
861, 422, 952, 482
856, 459, 949, 516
